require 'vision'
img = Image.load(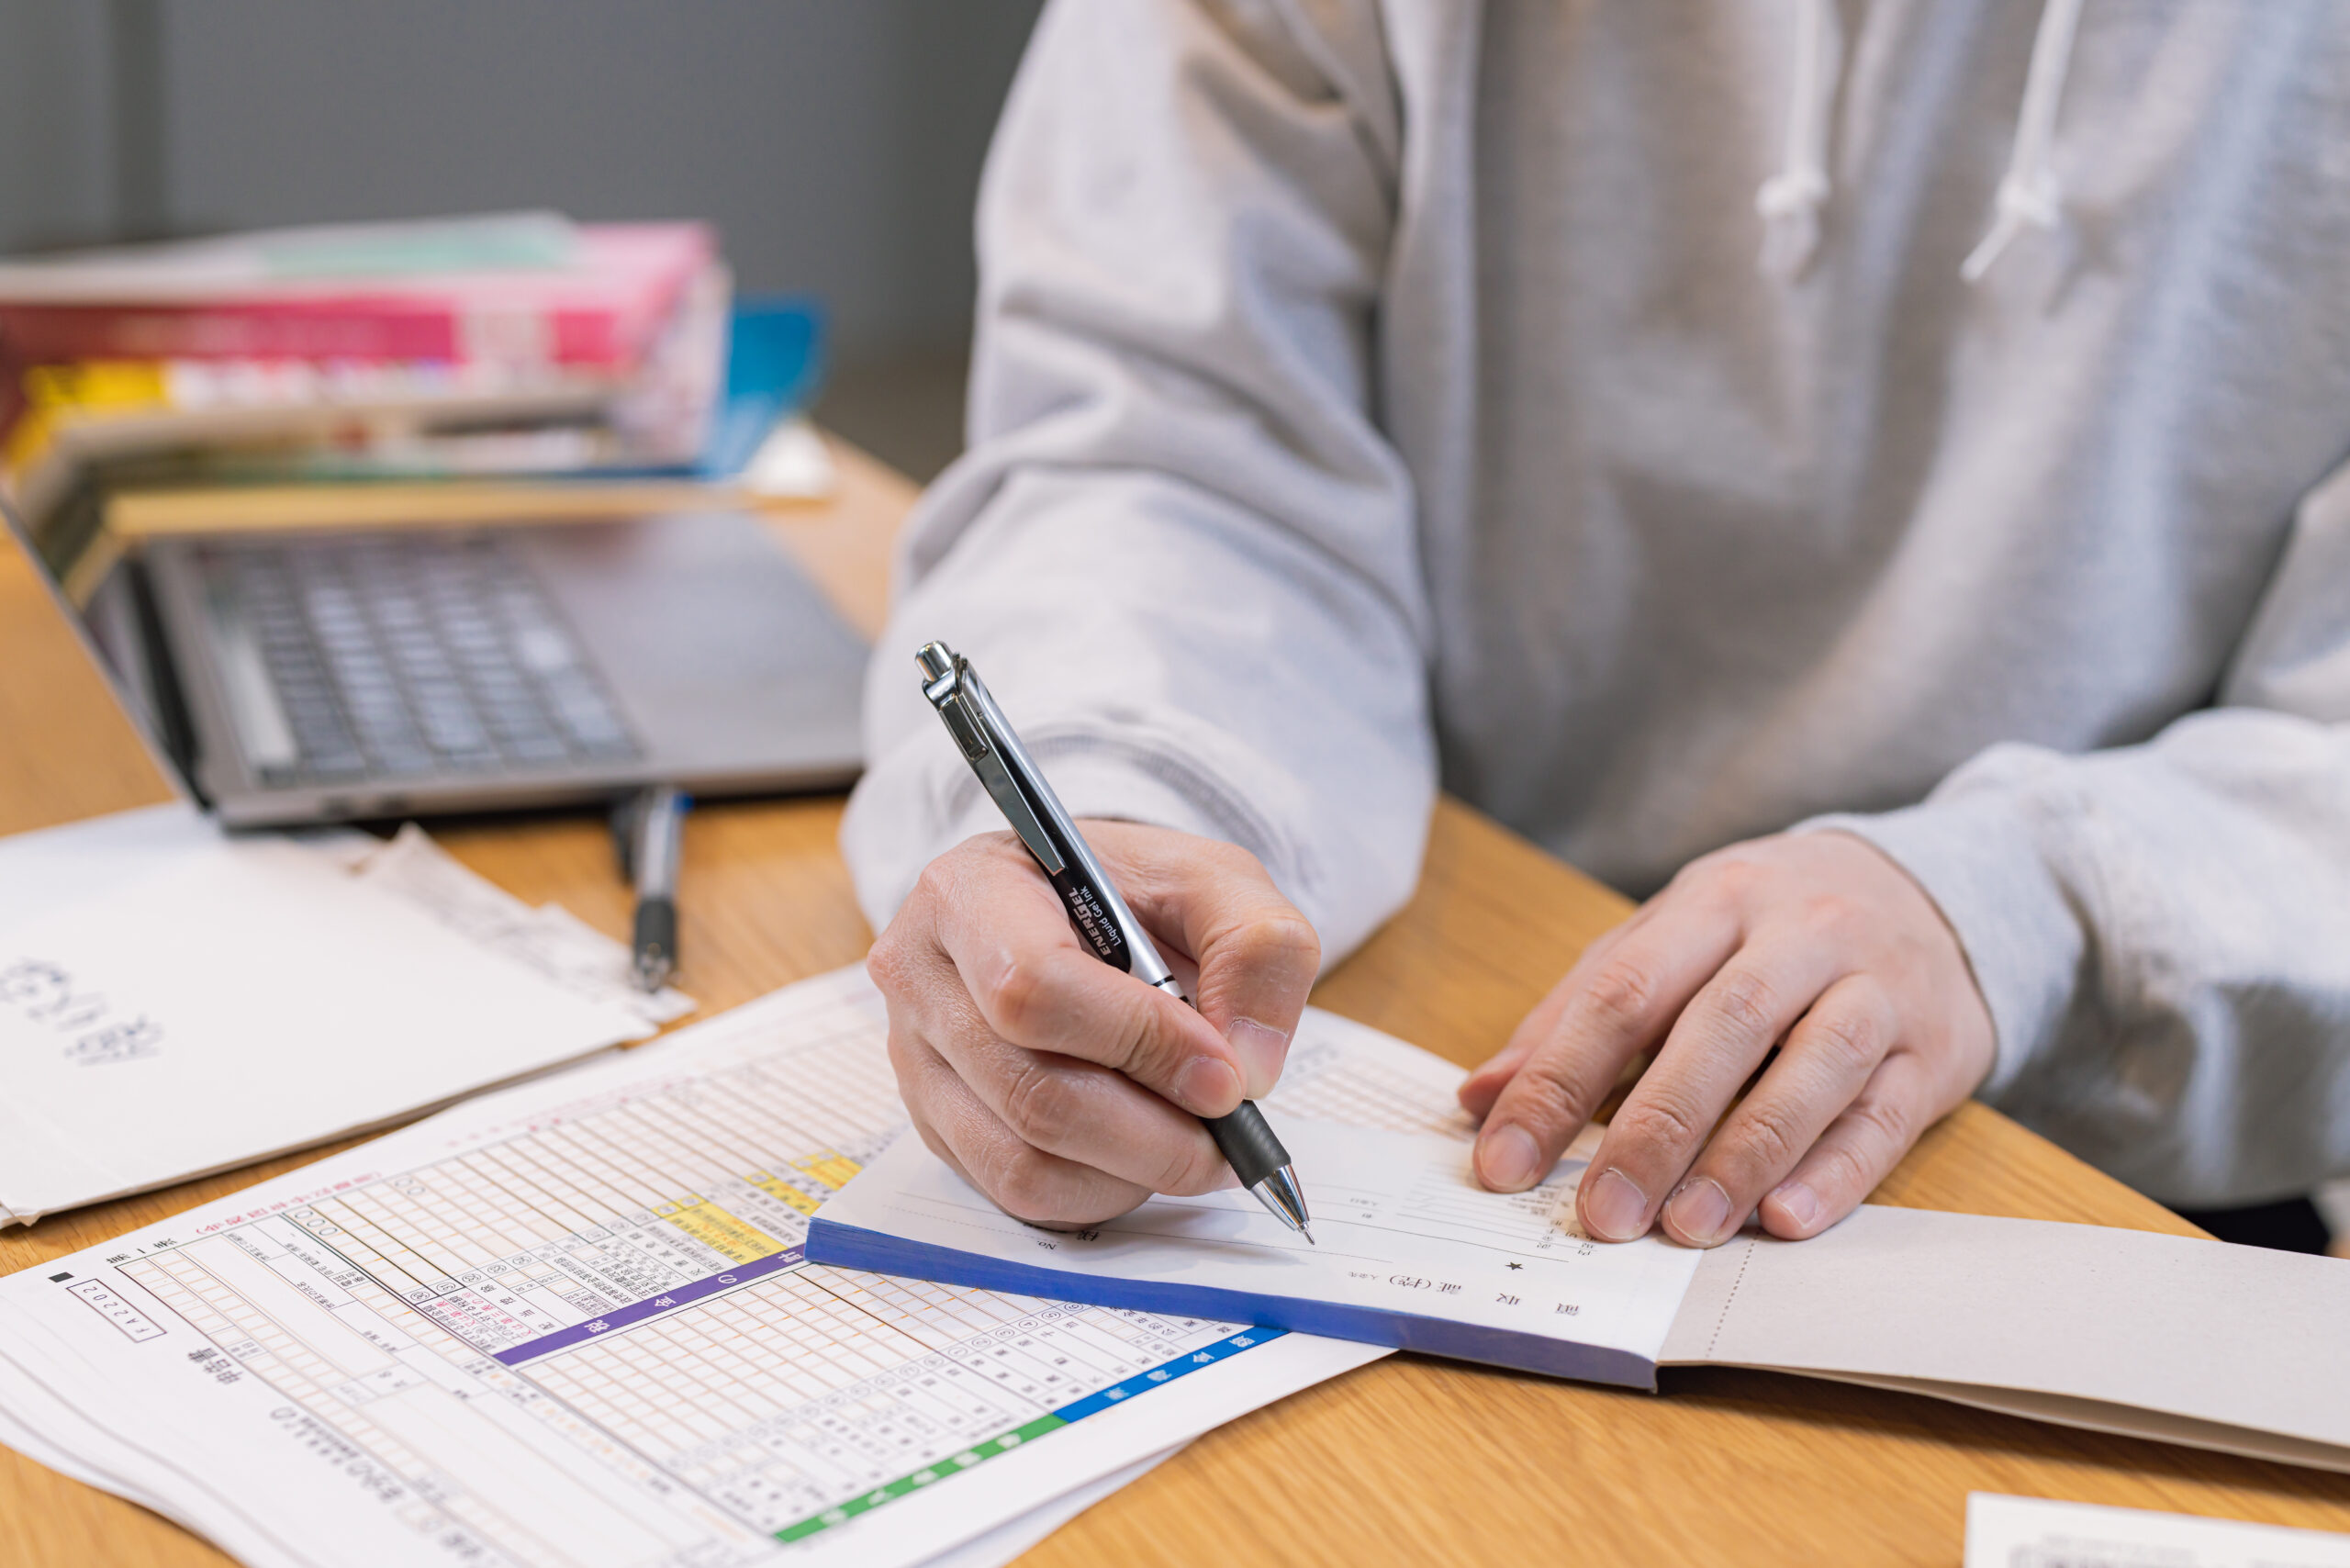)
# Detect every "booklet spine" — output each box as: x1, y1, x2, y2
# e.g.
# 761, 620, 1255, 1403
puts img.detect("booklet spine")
806, 1216, 1662, 1394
